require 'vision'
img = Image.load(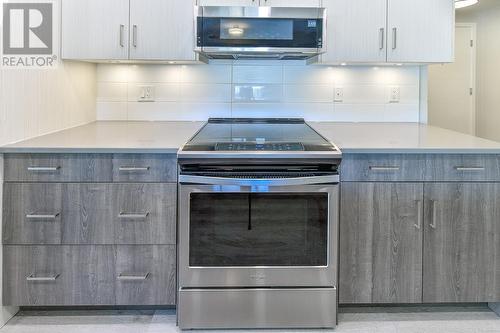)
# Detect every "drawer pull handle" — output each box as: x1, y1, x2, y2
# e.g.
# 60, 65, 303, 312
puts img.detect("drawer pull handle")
26, 273, 59, 282
118, 212, 150, 219
27, 166, 61, 172
455, 167, 485, 172
26, 213, 60, 220
118, 167, 150, 172
415, 200, 422, 230
429, 200, 438, 229
117, 273, 150, 281
369, 166, 400, 171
